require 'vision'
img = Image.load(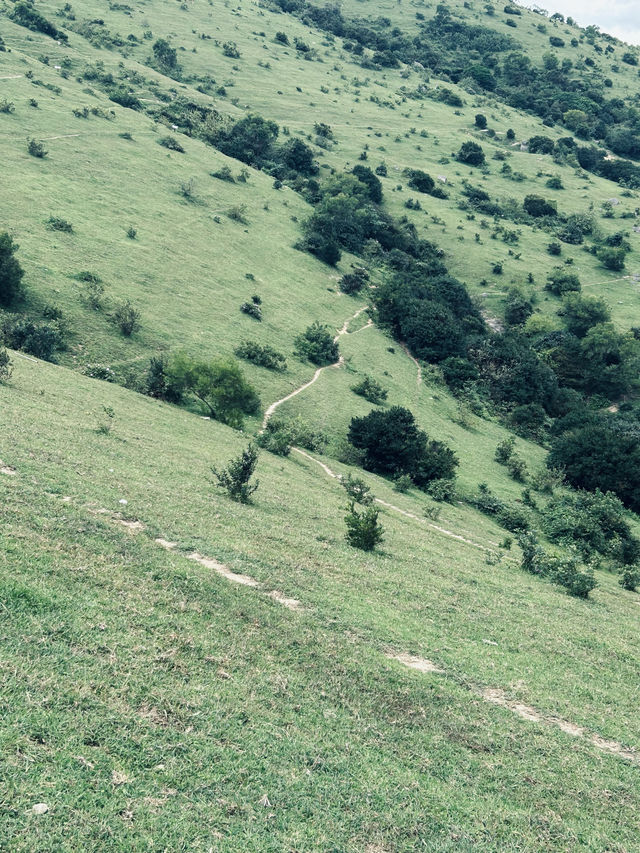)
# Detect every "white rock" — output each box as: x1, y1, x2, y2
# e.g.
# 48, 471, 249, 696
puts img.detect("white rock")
32, 803, 49, 815
119, 499, 128, 505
